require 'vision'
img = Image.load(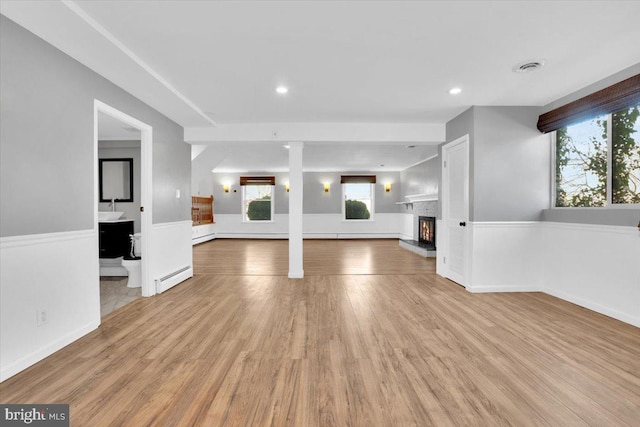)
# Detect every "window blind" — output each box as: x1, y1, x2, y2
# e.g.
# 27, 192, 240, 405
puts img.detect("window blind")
239, 176, 276, 186
537, 74, 640, 134
340, 175, 377, 184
